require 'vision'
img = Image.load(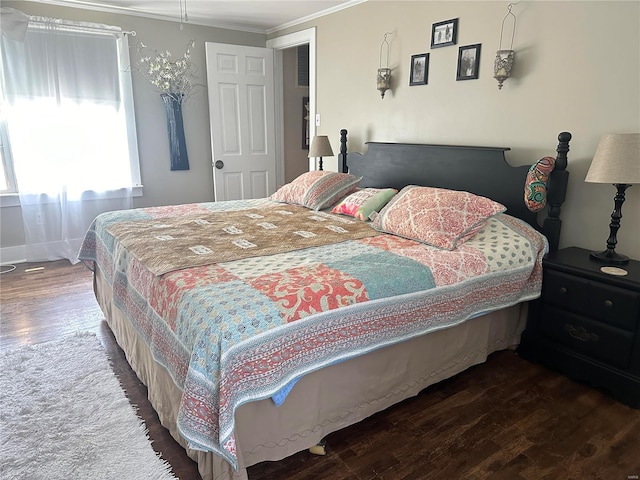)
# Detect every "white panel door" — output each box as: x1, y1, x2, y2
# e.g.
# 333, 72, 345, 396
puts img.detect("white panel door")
205, 42, 276, 201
